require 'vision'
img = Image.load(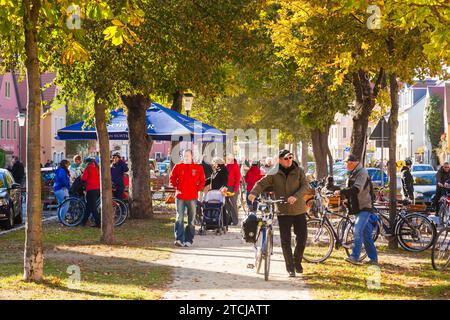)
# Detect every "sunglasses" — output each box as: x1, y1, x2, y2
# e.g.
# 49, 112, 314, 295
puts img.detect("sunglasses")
283, 156, 293, 160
